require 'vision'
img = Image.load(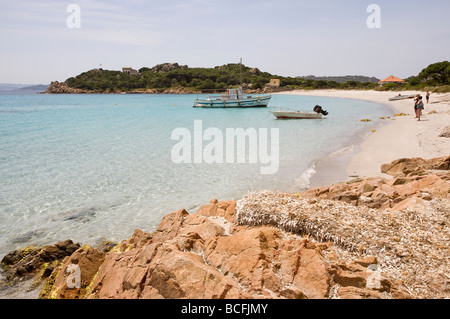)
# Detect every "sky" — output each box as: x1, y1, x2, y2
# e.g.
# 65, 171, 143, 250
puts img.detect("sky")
0, 0, 449, 84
